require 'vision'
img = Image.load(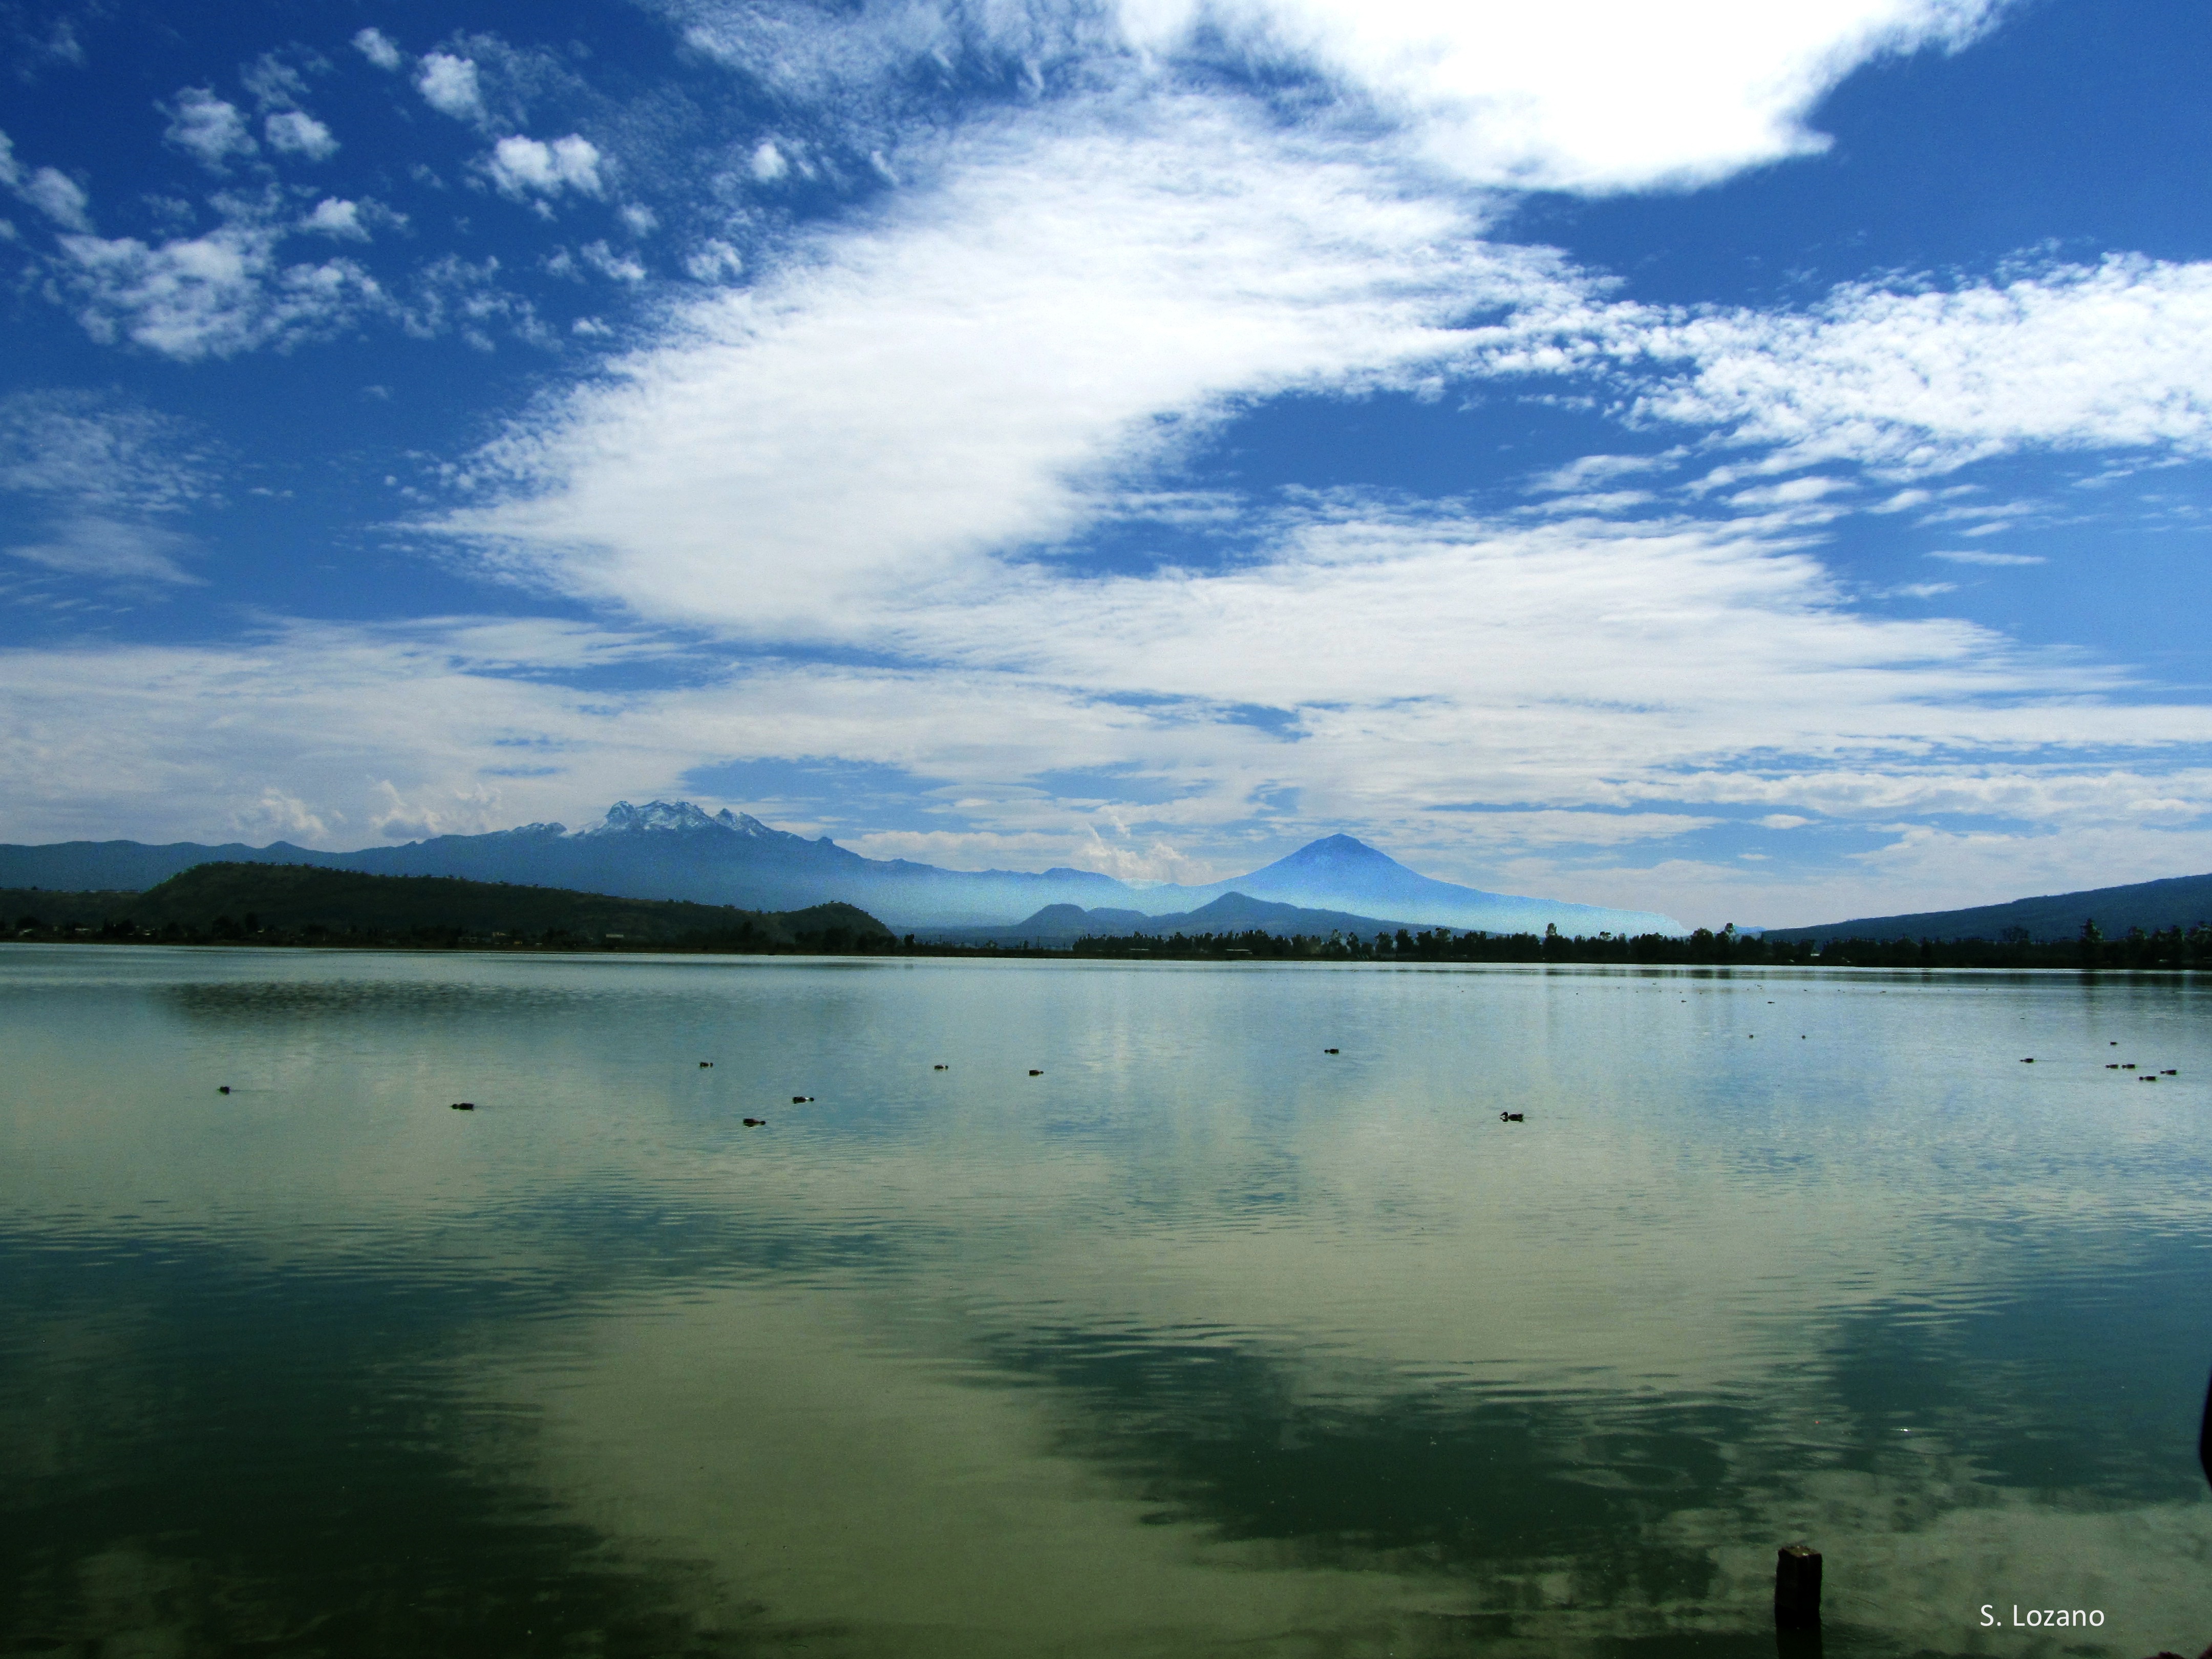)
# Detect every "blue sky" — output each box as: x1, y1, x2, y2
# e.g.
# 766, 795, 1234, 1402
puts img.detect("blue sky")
5, 0, 2212, 926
